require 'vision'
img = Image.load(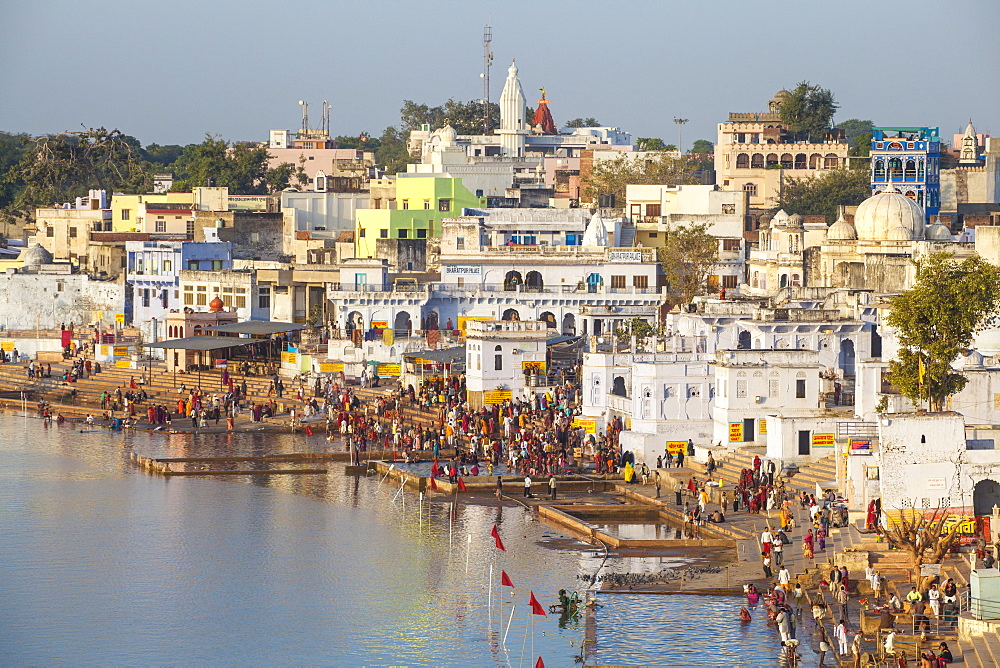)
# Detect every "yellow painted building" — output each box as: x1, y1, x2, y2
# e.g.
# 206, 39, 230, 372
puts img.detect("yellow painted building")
109, 192, 194, 232
355, 177, 483, 258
